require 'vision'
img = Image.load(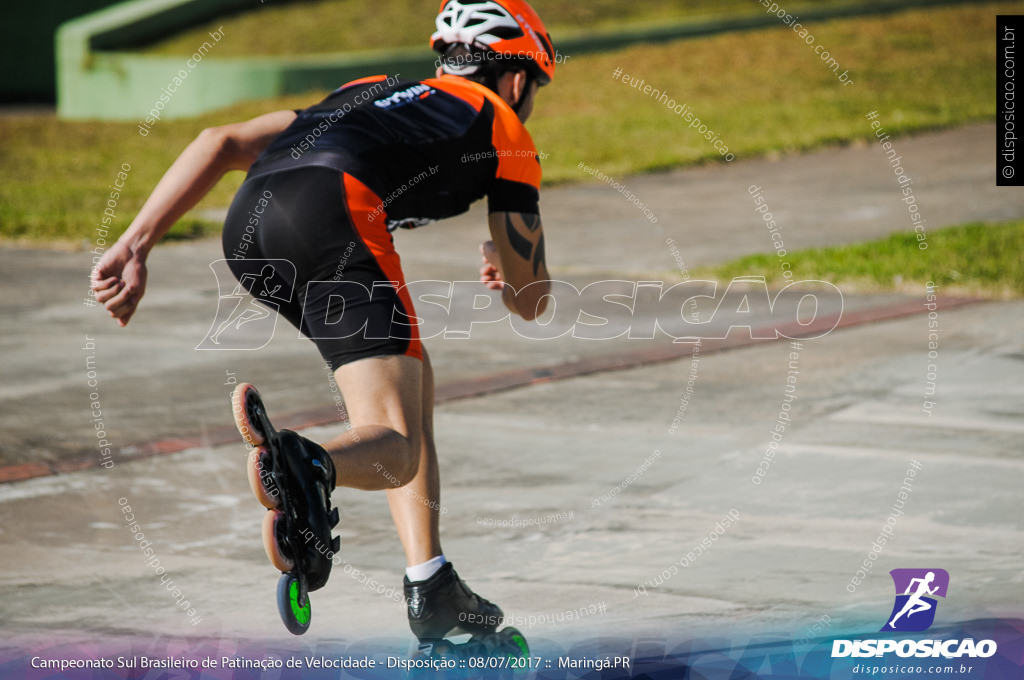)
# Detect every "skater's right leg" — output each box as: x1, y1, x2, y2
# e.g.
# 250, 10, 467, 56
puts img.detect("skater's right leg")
224, 168, 501, 638
272, 350, 502, 641
321, 354, 424, 490
223, 170, 429, 489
